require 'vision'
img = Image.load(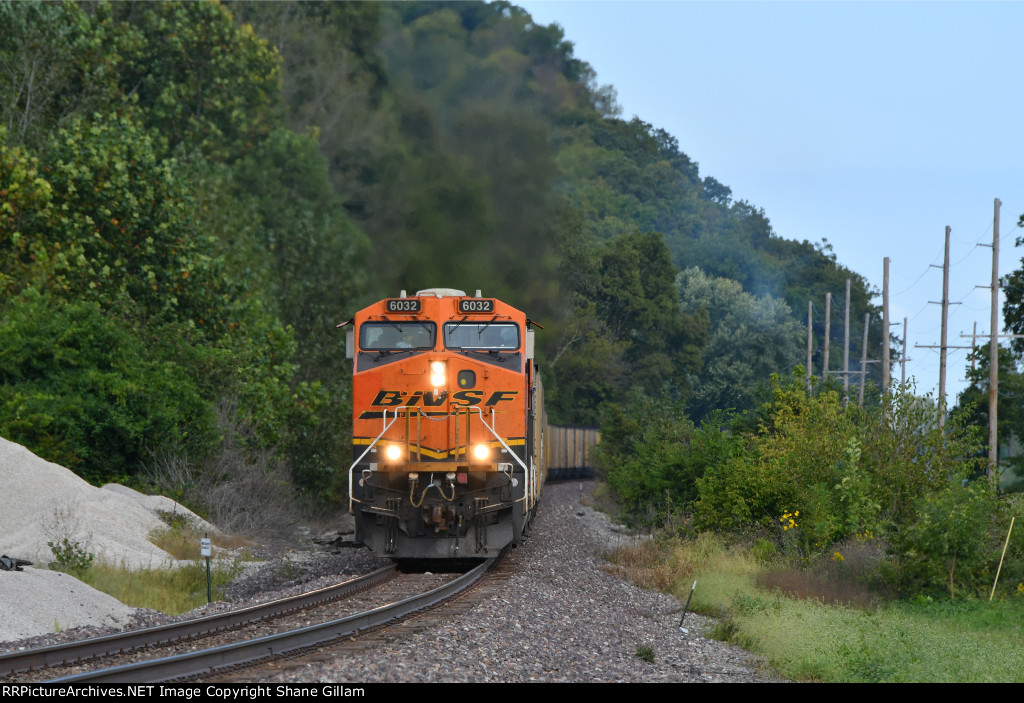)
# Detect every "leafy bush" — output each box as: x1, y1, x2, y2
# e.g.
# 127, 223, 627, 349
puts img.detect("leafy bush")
600, 397, 743, 527
887, 481, 1004, 598
601, 368, 1017, 598
0, 289, 217, 483
47, 538, 94, 577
